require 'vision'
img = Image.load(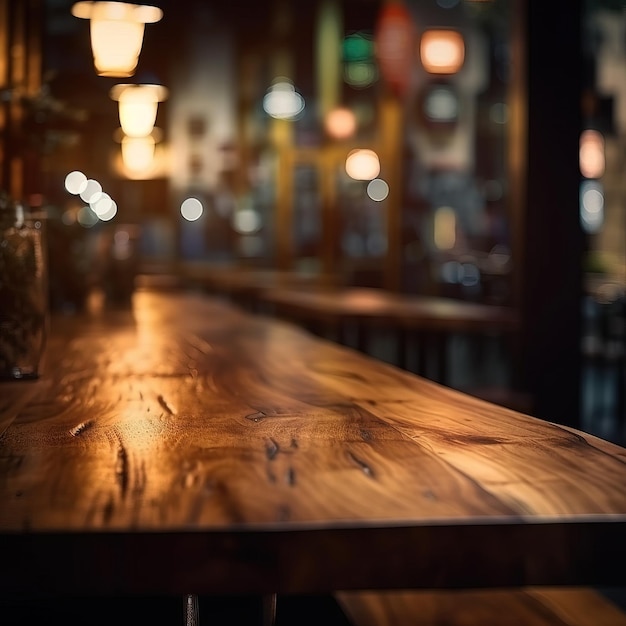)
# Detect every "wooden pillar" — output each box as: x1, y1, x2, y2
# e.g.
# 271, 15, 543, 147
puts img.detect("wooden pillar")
513, 0, 584, 427
380, 93, 404, 292
0, 0, 42, 199
0, 0, 10, 190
